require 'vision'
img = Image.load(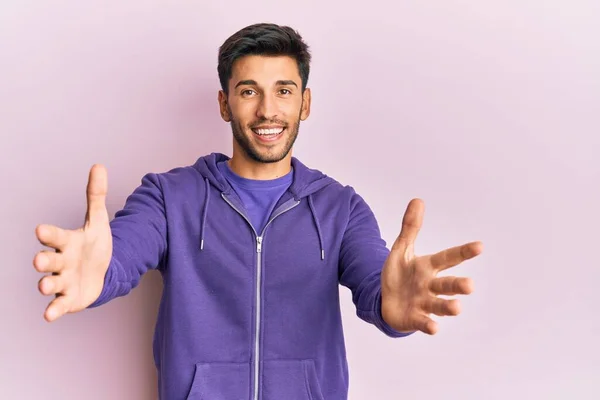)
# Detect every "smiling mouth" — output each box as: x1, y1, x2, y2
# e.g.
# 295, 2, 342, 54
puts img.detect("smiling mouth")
251, 127, 285, 136
251, 126, 286, 142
